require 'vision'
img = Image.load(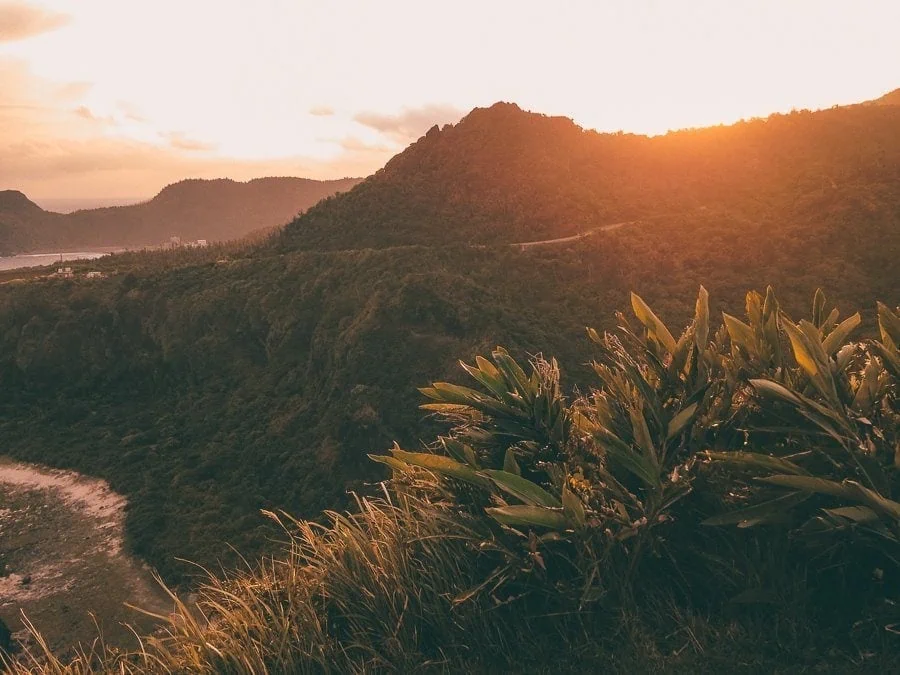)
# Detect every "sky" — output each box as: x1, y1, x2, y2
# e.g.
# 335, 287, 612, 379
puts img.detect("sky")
2, 0, 899, 207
